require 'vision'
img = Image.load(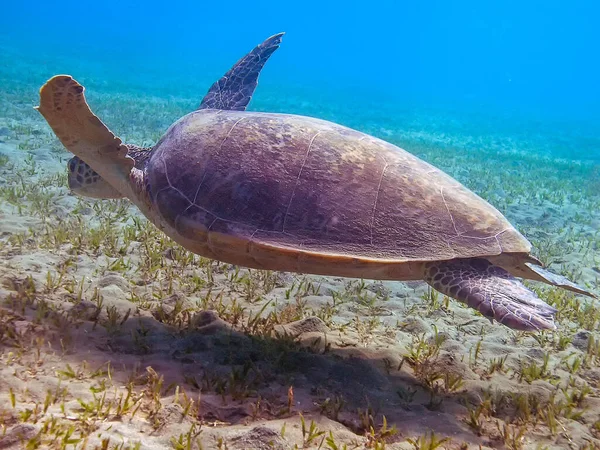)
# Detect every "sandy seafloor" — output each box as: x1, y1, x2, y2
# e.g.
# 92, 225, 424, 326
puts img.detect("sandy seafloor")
1, 45, 600, 450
